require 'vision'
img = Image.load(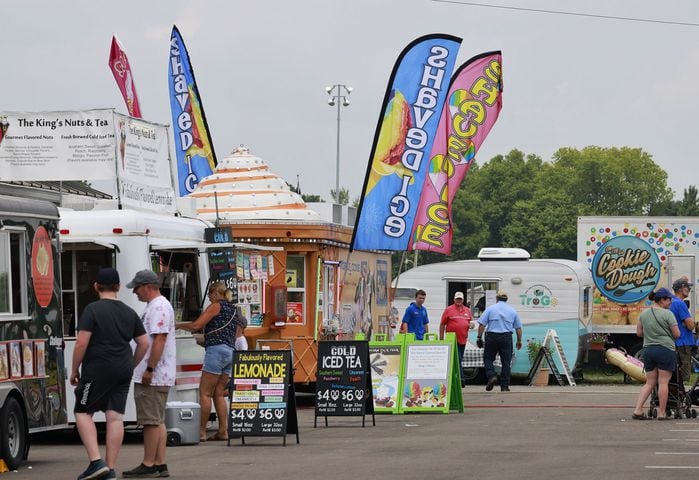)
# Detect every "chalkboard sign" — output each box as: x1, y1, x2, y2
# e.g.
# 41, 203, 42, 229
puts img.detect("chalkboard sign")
208, 248, 237, 301
314, 340, 374, 427
229, 350, 299, 445
205, 226, 233, 244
